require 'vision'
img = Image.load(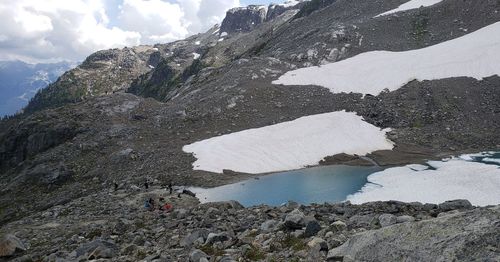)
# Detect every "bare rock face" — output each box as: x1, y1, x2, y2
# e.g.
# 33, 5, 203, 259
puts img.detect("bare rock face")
328, 206, 500, 261
25, 46, 162, 113
220, 5, 268, 34
266, 1, 310, 21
